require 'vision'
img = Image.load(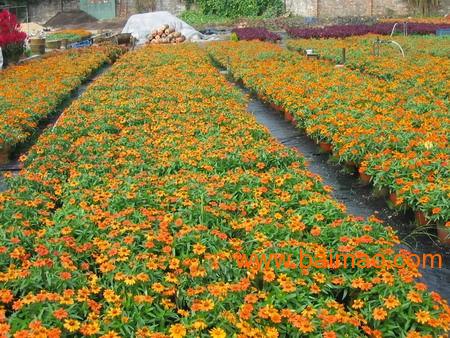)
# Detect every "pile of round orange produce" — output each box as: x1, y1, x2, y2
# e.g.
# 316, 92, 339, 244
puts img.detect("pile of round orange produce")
0, 45, 124, 157
207, 41, 449, 232
0, 44, 448, 337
